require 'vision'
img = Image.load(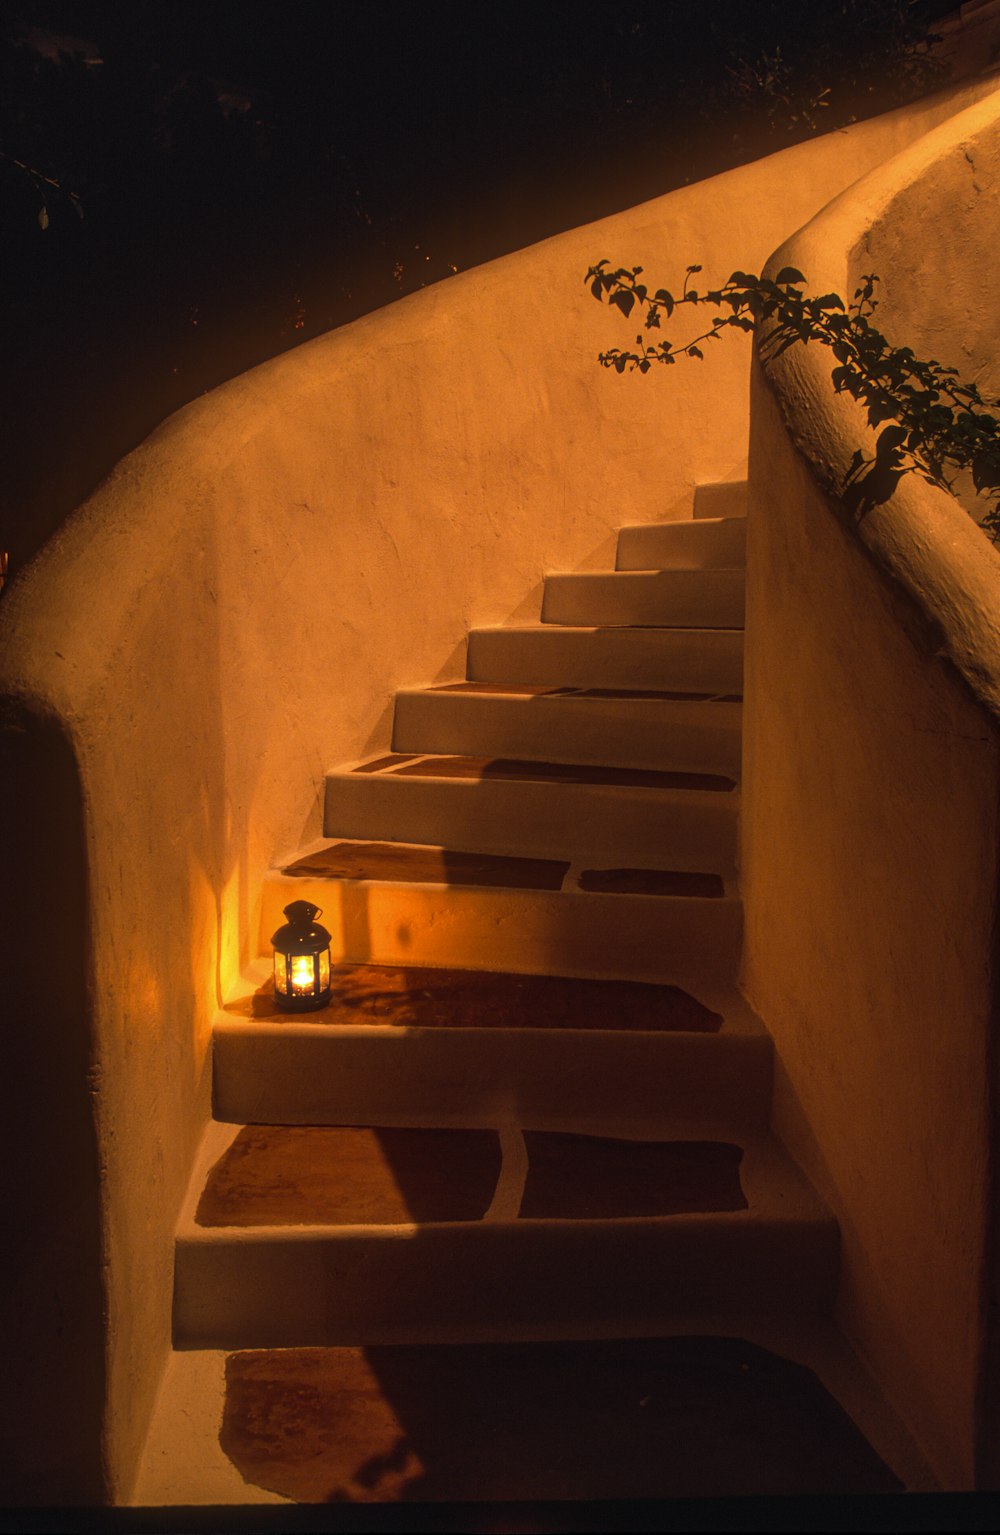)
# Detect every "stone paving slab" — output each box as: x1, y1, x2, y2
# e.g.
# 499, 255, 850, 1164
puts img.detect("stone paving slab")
196, 1126, 502, 1227
218, 1336, 904, 1502
194, 1126, 748, 1227
283, 840, 570, 890
223, 964, 724, 1032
